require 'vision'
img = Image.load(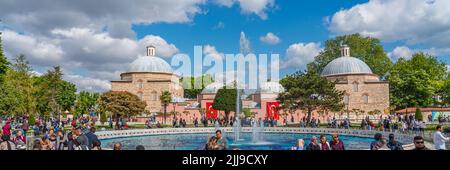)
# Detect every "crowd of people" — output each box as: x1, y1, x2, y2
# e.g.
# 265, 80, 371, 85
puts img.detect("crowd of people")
0, 115, 102, 150
290, 134, 345, 150
1, 112, 448, 150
